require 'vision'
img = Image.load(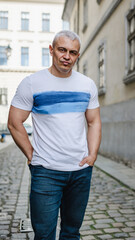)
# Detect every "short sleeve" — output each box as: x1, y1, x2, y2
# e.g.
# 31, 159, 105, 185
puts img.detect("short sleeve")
11, 76, 33, 111
87, 80, 99, 109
